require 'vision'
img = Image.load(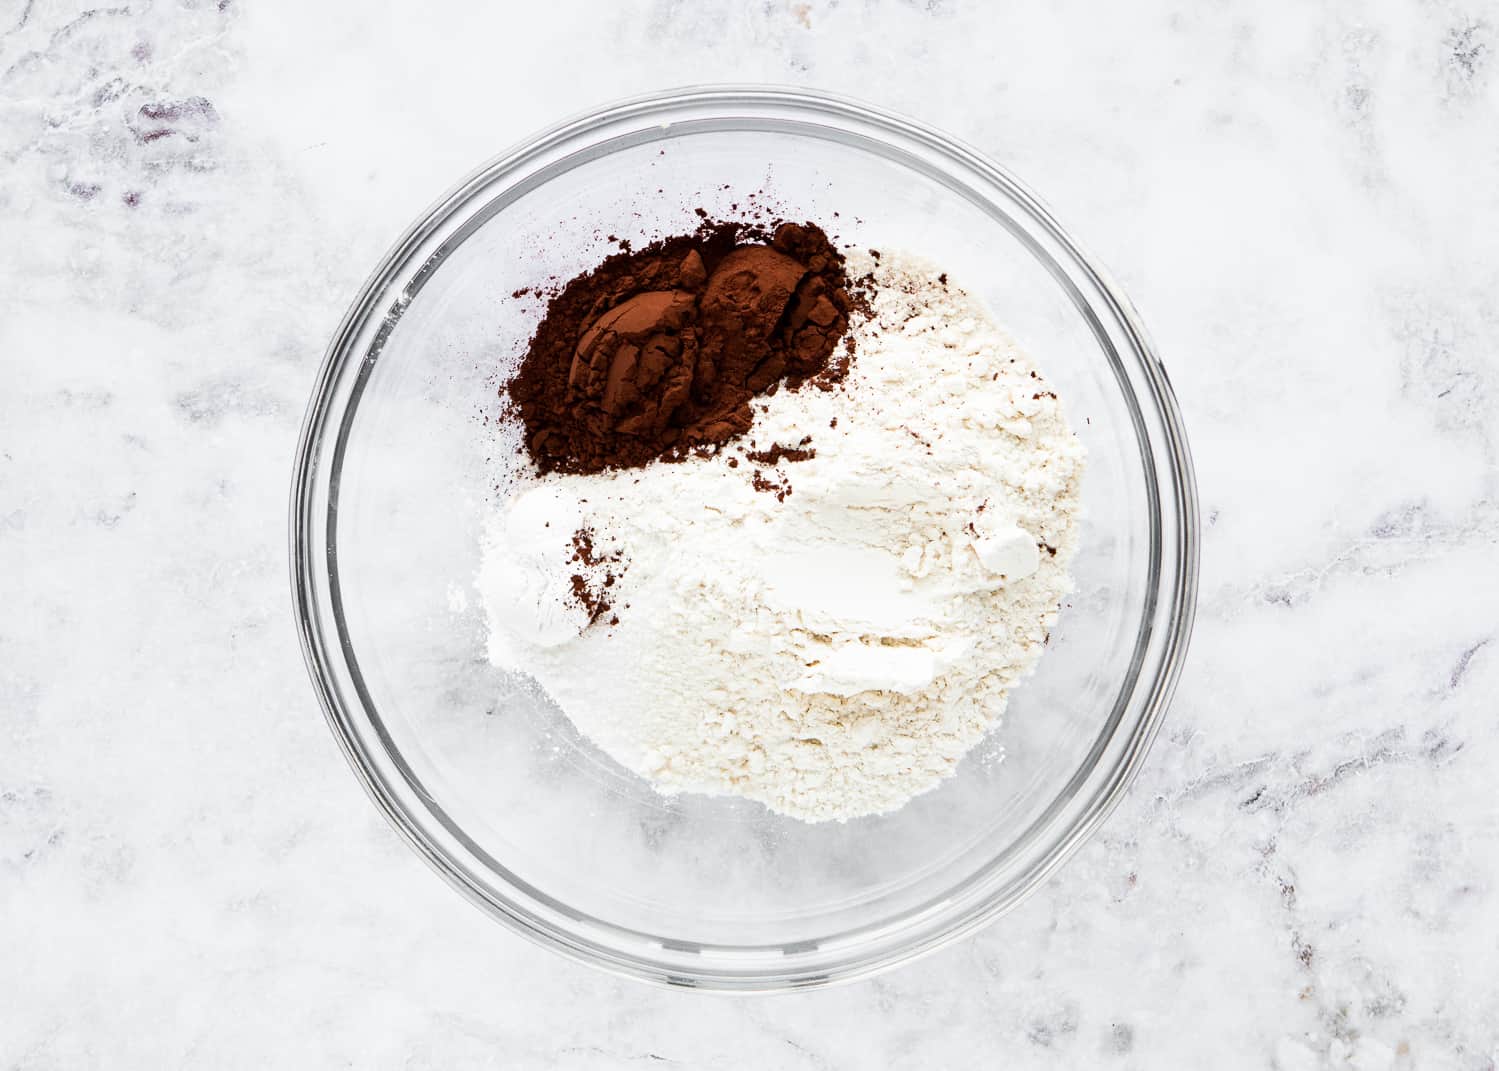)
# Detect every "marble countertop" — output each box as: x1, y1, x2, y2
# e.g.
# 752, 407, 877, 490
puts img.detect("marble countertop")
4, 1, 1497, 1066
